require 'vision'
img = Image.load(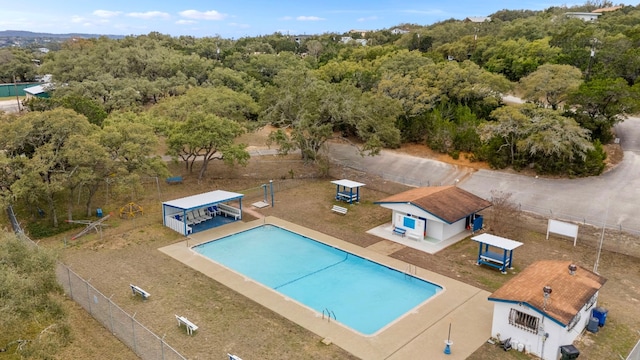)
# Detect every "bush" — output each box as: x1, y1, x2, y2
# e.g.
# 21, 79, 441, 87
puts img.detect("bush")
0, 234, 70, 358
